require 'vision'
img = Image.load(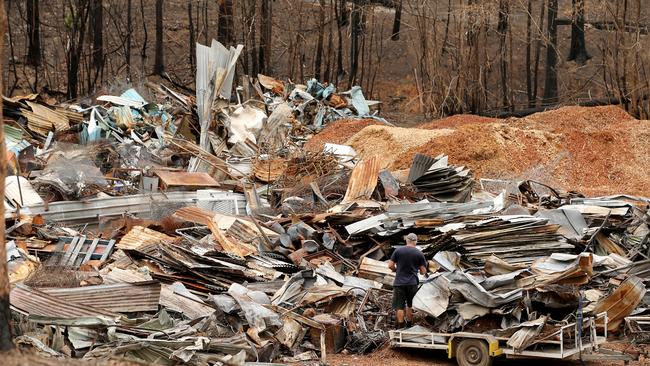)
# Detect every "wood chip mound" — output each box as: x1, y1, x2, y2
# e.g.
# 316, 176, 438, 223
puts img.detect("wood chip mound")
301, 105, 650, 196
304, 118, 384, 152
345, 125, 455, 169
398, 106, 650, 197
